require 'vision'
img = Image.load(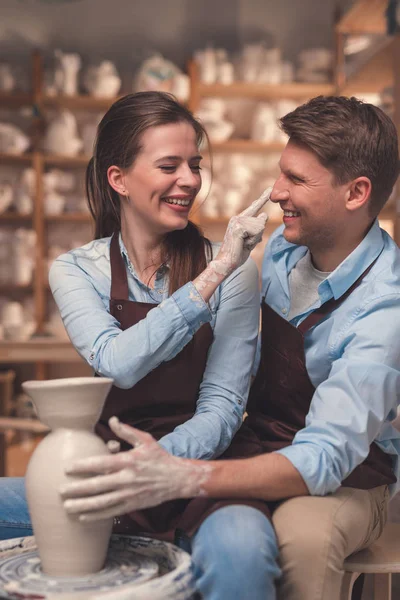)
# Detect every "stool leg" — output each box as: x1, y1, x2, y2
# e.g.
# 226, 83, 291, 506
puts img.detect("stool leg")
352, 573, 365, 600
341, 572, 360, 600
373, 573, 391, 600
